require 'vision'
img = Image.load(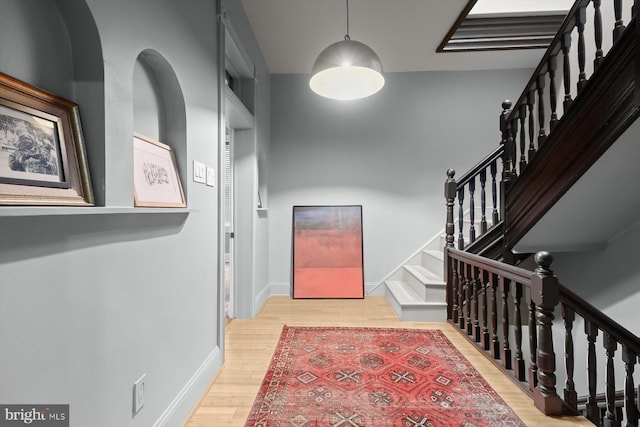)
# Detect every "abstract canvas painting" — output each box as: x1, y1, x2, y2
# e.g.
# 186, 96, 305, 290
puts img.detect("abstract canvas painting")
292, 205, 364, 298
